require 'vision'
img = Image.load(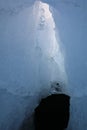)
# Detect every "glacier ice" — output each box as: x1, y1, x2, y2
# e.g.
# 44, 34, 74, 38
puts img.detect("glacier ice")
0, 1, 68, 96
0, 1, 69, 130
